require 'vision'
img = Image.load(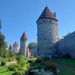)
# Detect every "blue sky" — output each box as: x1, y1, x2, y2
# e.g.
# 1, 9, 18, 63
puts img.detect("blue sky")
0, 0, 75, 48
